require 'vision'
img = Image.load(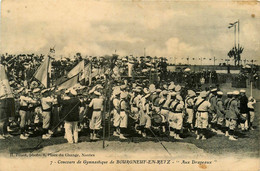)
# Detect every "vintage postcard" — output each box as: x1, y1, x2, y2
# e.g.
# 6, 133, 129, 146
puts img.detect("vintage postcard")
0, 0, 259, 170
